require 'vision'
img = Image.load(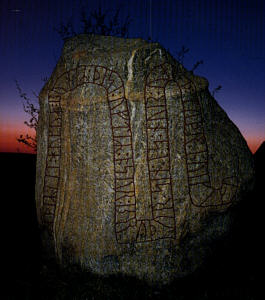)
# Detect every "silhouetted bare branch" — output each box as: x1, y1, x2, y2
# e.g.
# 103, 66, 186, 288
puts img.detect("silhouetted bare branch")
17, 6, 132, 152
212, 85, 222, 97
15, 80, 39, 152
55, 5, 132, 40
